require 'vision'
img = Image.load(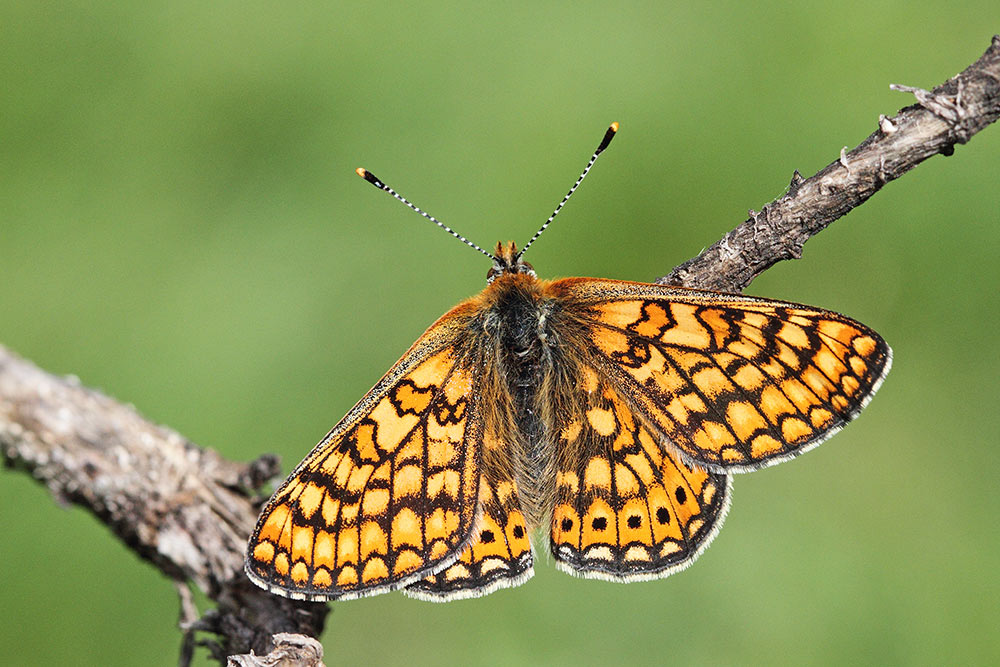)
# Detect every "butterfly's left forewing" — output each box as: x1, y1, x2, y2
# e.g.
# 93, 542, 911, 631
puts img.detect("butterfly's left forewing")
245, 303, 490, 600
549, 278, 891, 473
